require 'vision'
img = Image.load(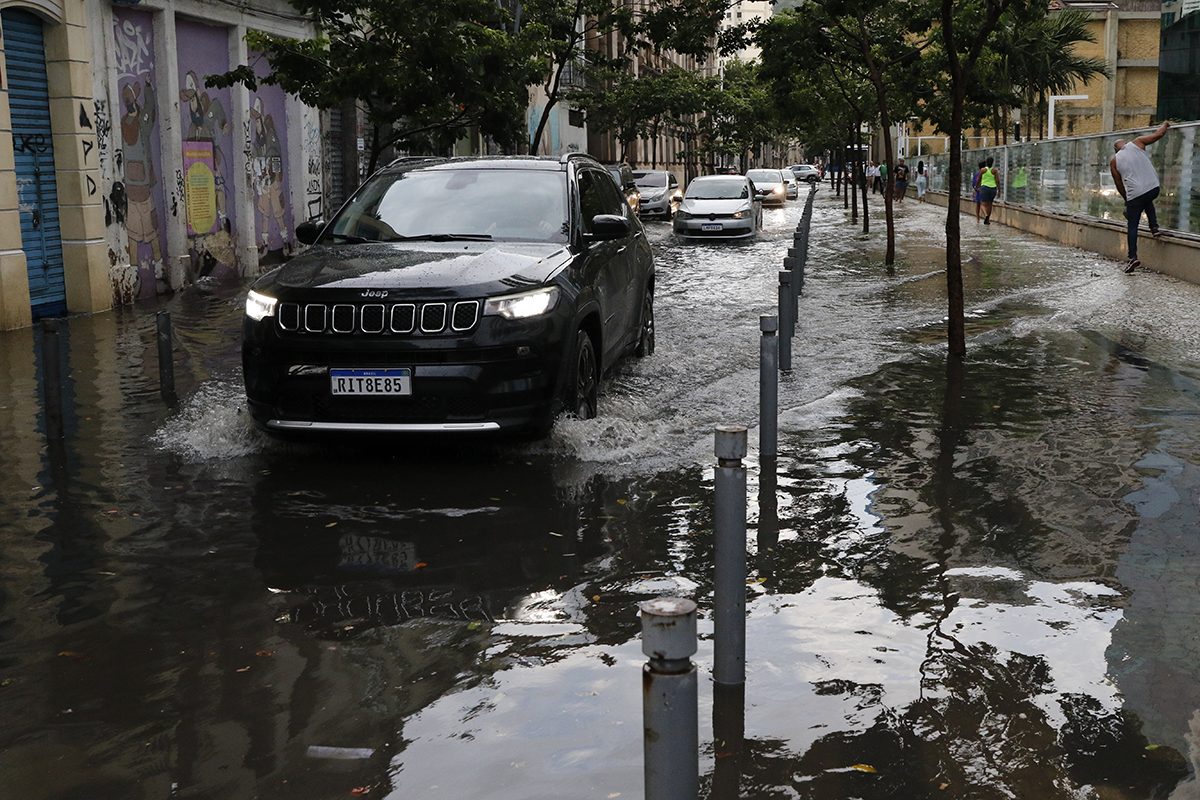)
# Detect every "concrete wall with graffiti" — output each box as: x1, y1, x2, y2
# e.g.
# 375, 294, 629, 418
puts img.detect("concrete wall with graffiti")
87, 0, 319, 305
